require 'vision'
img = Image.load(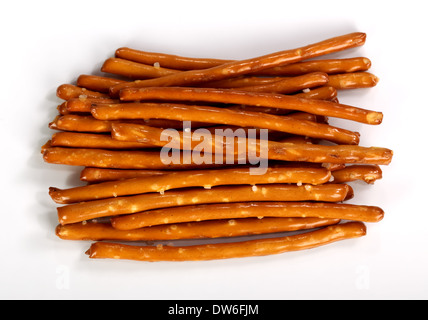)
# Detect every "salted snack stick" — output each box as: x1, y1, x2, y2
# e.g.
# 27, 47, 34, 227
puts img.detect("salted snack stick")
80, 167, 169, 183
293, 86, 337, 101
56, 84, 110, 100
116, 46, 370, 75
76, 75, 127, 93
118, 87, 383, 125
109, 32, 366, 95
49, 132, 153, 149
56, 183, 351, 225
92, 102, 360, 145
331, 164, 382, 184
327, 72, 379, 90
111, 122, 393, 165
64, 97, 119, 113
111, 201, 383, 230
56, 217, 340, 241
49, 166, 332, 204
85, 221, 367, 262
